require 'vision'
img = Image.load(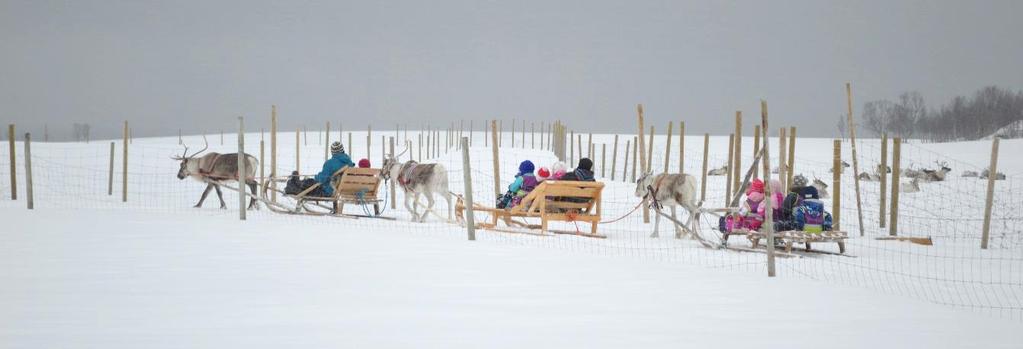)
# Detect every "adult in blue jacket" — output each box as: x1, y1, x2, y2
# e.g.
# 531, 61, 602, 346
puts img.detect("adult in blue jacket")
286, 142, 354, 196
